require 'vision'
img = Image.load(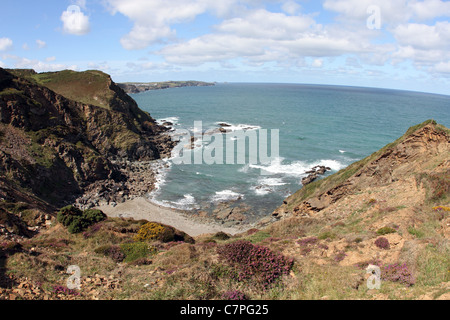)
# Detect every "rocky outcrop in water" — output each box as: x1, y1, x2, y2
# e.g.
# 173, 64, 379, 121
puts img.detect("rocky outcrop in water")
273, 120, 450, 219
301, 166, 332, 185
